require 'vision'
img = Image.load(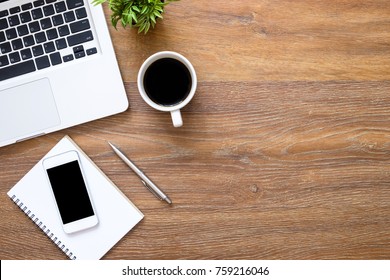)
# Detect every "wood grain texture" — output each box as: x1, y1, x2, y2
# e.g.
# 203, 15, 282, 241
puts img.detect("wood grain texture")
0, 0, 389, 259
